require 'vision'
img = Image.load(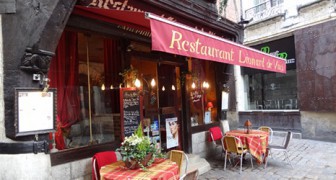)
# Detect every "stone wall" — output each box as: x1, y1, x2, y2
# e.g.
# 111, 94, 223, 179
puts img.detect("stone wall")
191, 119, 237, 158
0, 152, 122, 179
244, 0, 335, 45
227, 111, 239, 130
0, 15, 6, 142
191, 131, 218, 158
301, 112, 336, 142
0, 154, 51, 179
0, 154, 92, 179
240, 0, 336, 142
51, 158, 92, 180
